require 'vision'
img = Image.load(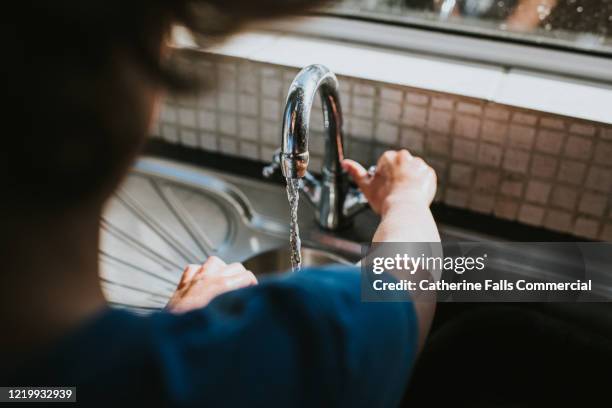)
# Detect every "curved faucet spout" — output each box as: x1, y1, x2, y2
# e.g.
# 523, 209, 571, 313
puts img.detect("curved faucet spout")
264, 64, 367, 230
280, 64, 344, 179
